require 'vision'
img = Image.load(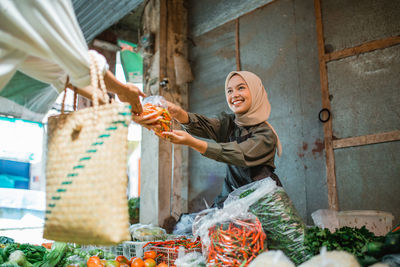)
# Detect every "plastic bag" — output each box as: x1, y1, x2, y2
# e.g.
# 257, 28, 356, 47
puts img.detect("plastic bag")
382, 254, 400, 267
129, 223, 167, 241
142, 96, 172, 137
224, 178, 312, 265
173, 212, 199, 236
298, 247, 360, 267
175, 247, 206, 267
248, 250, 295, 267
193, 207, 266, 266
311, 209, 339, 232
